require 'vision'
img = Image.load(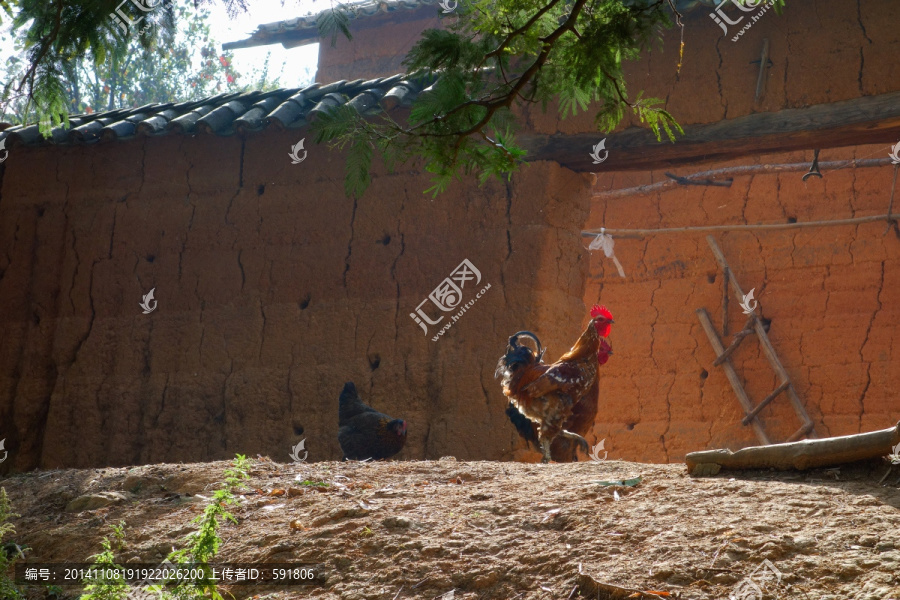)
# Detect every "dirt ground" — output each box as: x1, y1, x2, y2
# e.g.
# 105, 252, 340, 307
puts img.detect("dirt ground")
3, 457, 900, 600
